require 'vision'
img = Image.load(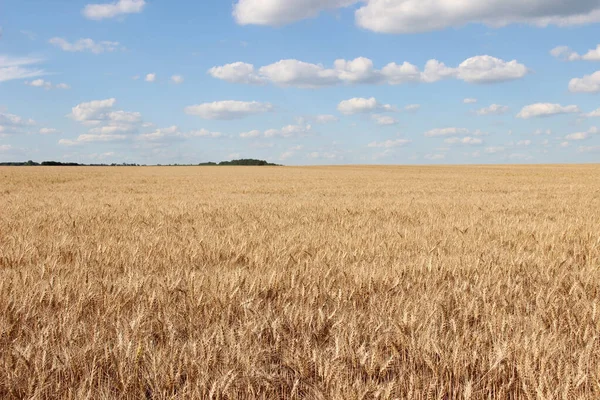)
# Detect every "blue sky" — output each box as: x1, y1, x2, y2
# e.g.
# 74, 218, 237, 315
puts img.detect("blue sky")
1, 0, 600, 165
